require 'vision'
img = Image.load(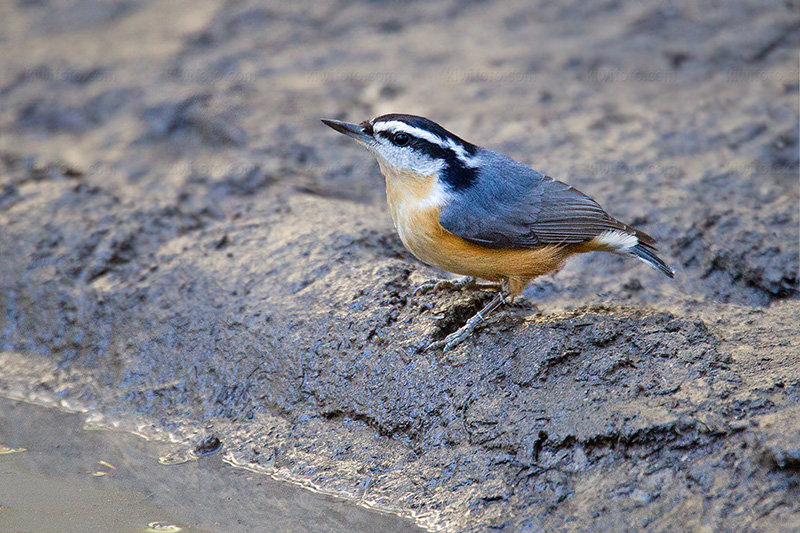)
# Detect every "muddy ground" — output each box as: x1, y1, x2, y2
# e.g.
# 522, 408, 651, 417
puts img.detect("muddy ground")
0, 0, 799, 531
